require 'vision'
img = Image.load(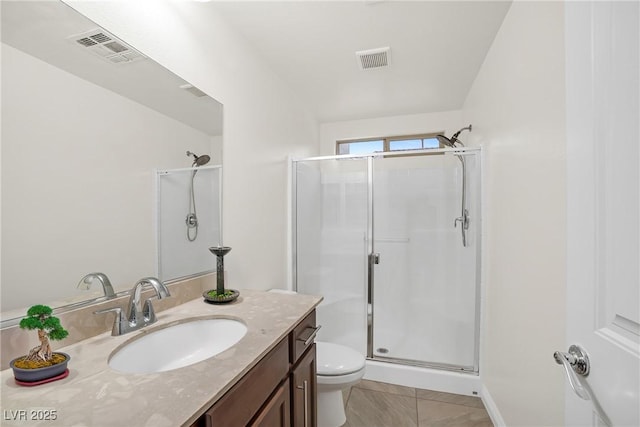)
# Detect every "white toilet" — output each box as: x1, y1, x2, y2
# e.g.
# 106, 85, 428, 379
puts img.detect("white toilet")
316, 341, 366, 427
267, 289, 366, 426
